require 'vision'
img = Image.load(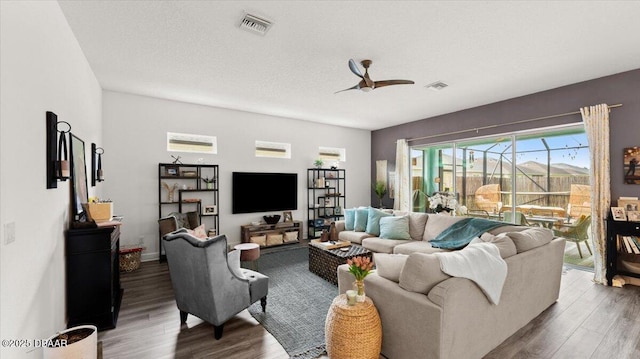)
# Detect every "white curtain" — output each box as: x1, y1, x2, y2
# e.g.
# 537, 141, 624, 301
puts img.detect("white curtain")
580, 104, 610, 284
394, 139, 411, 211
